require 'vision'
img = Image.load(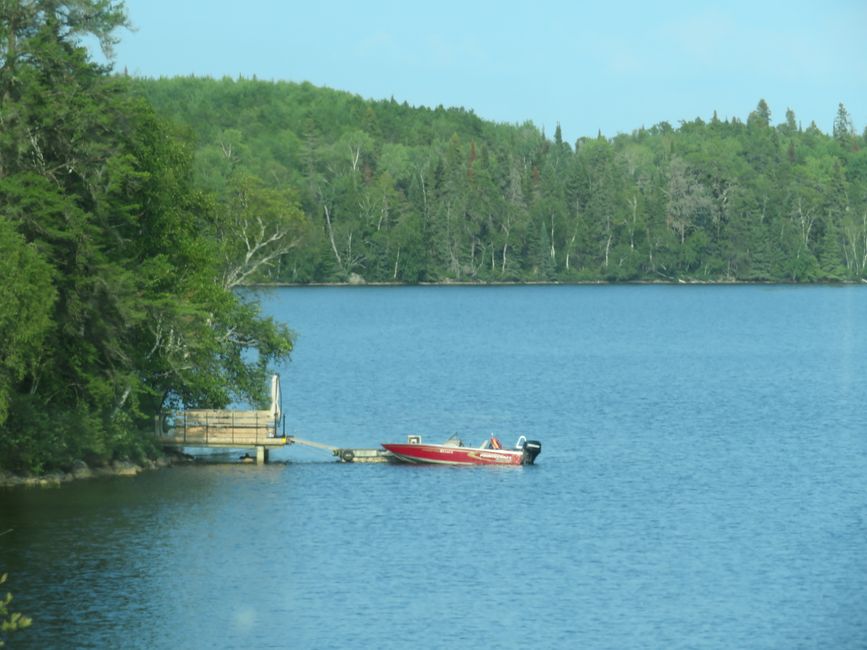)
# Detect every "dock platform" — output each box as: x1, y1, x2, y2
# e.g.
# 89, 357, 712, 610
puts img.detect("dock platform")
155, 409, 289, 463
155, 412, 393, 464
